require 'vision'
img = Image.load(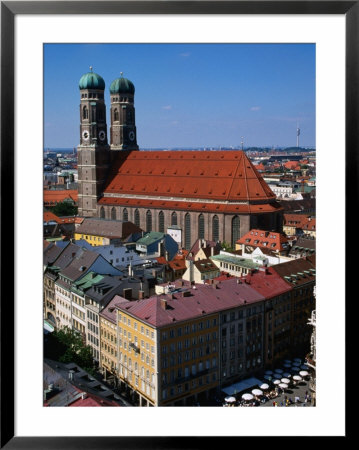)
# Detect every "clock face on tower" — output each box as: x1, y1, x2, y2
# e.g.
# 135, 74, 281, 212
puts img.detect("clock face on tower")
99, 130, 106, 141
129, 131, 135, 141
82, 130, 89, 141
